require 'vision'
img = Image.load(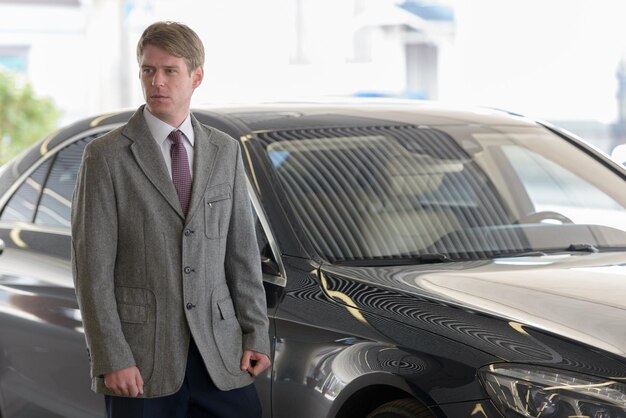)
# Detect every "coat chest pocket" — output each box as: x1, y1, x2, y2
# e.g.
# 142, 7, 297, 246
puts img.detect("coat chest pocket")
204, 184, 232, 239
